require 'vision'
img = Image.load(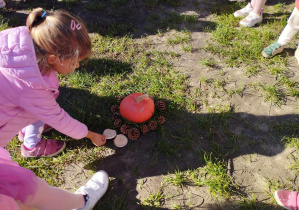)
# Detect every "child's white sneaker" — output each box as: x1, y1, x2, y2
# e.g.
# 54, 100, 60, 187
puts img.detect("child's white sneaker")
75, 170, 109, 210
0, 0, 6, 8
234, 3, 253, 17
240, 11, 263, 27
